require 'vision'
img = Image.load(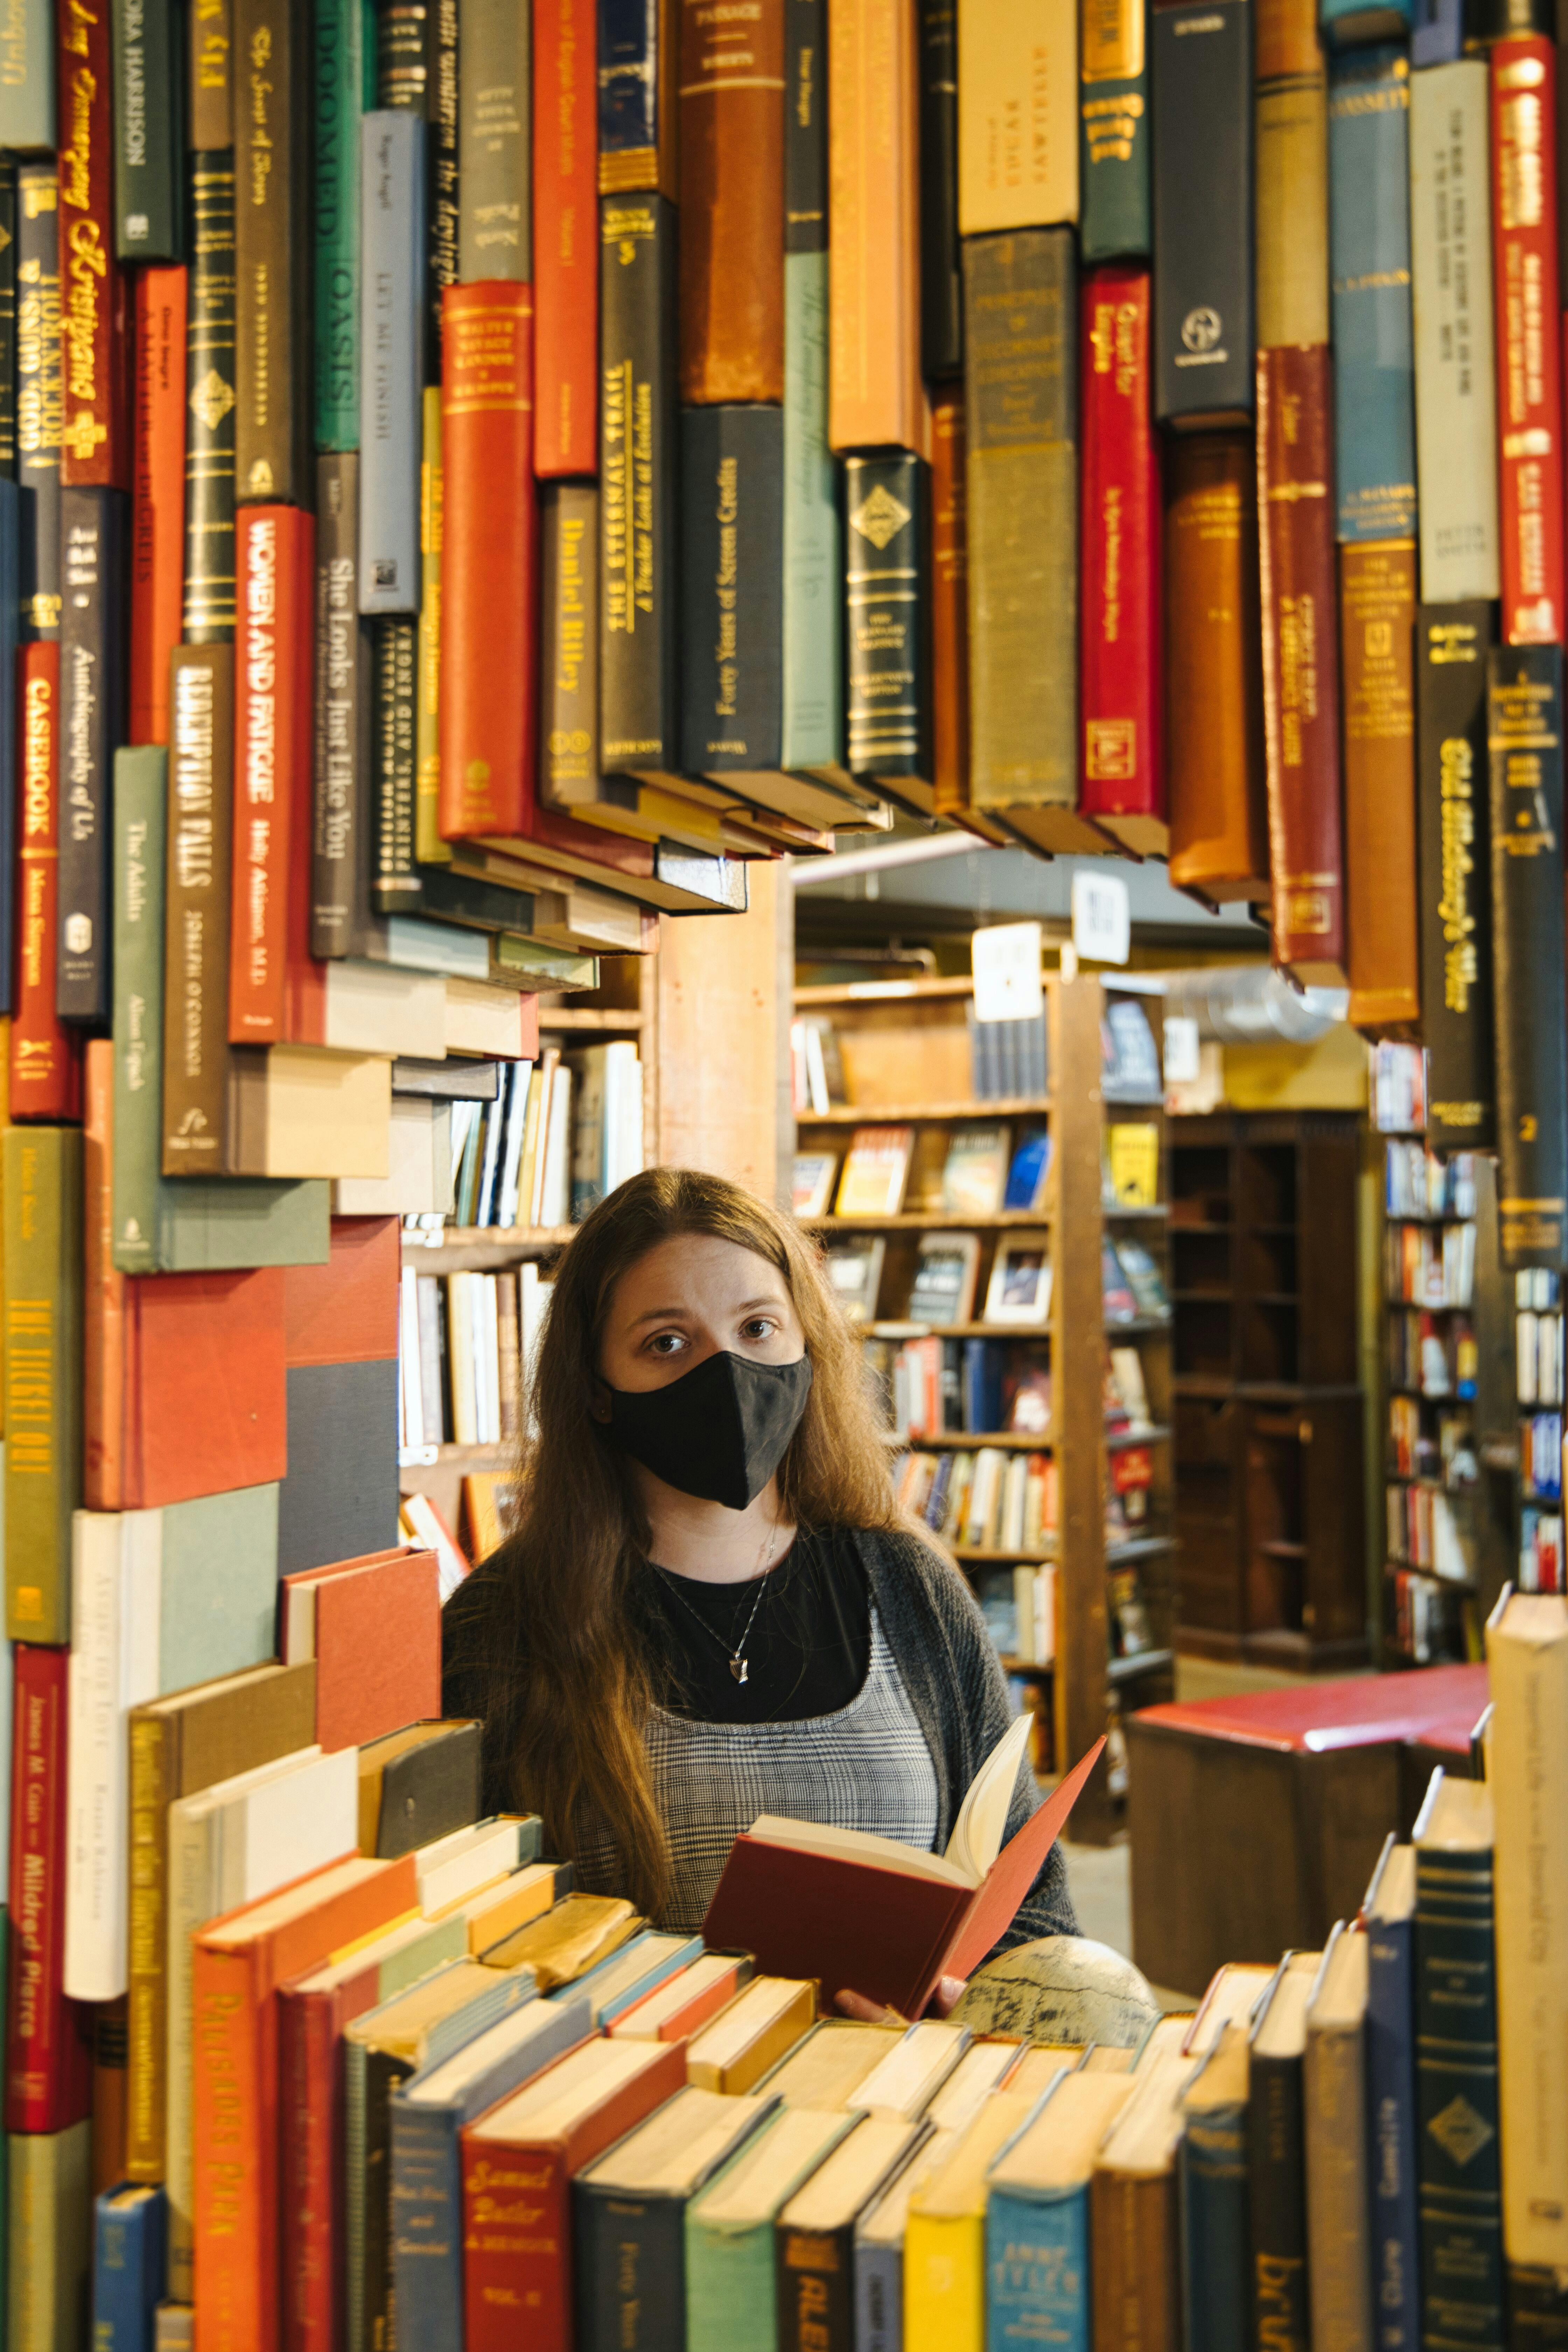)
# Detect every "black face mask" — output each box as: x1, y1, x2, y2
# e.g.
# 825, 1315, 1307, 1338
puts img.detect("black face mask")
603, 1350, 813, 1512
